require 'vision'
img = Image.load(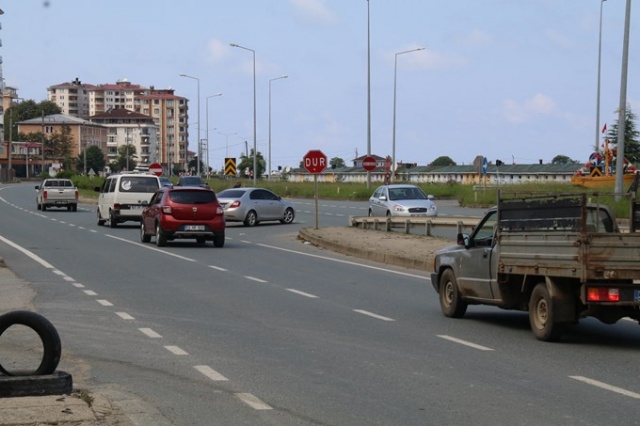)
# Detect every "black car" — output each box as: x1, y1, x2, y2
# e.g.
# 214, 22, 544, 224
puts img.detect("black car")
176, 176, 208, 188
